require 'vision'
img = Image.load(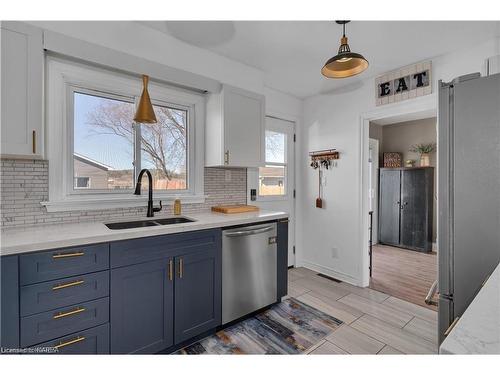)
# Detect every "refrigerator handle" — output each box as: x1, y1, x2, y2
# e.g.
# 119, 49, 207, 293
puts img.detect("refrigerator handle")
425, 280, 439, 306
